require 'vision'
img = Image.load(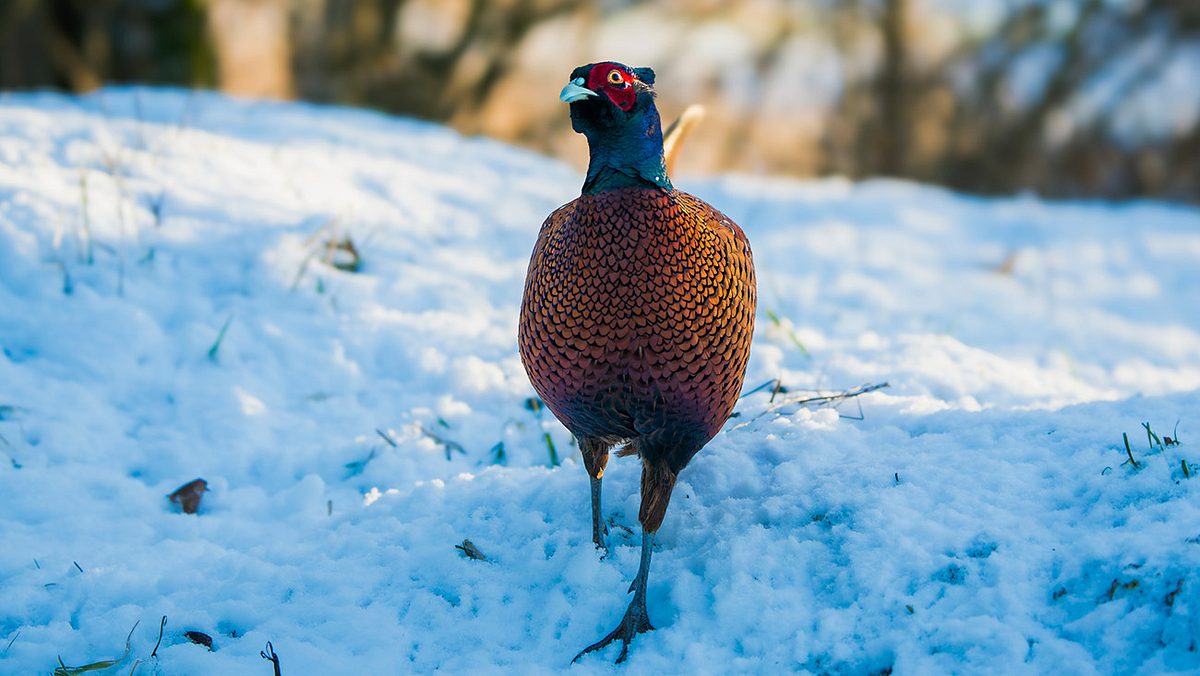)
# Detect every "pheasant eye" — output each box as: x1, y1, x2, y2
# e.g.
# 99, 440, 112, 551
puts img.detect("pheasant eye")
607, 70, 626, 86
